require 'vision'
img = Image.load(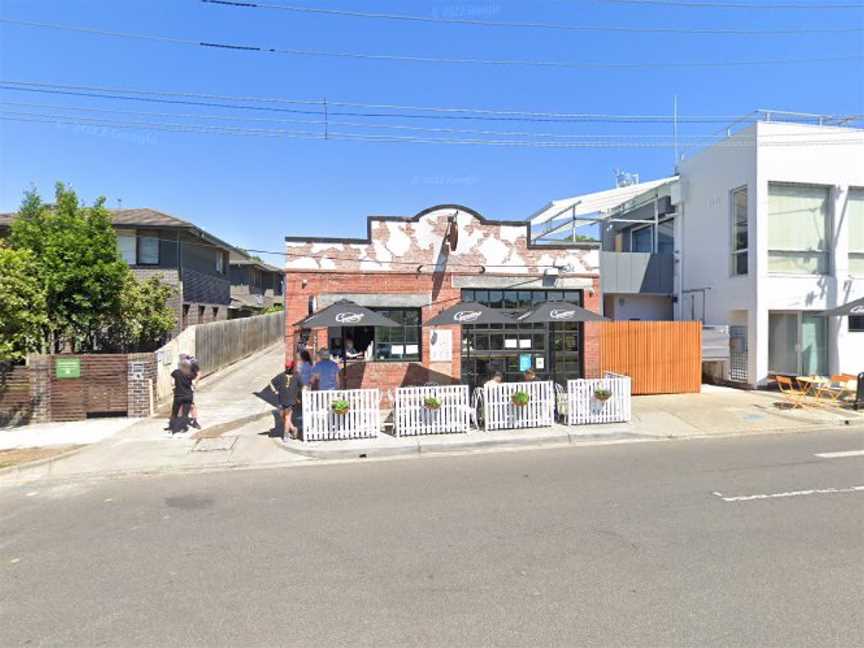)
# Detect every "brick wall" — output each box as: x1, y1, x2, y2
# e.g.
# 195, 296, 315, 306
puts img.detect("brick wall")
127, 353, 156, 417
0, 364, 35, 427
132, 268, 183, 334
285, 270, 604, 391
